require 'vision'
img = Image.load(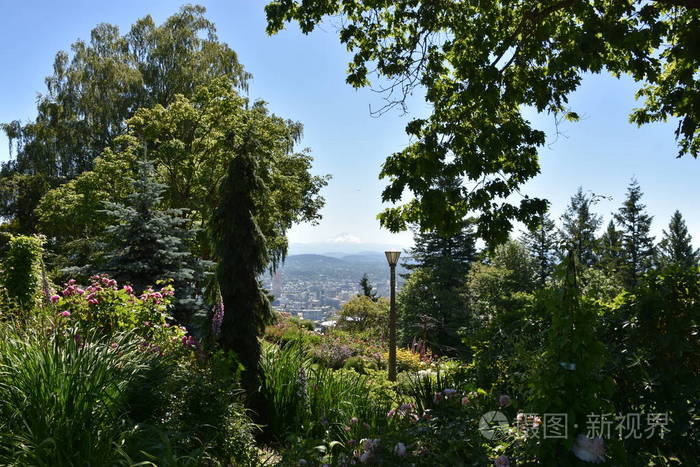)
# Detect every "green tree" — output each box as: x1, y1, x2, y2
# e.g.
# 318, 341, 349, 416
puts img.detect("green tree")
209, 136, 272, 420
266, 1, 700, 242
358, 273, 378, 301
559, 187, 602, 267
336, 295, 389, 339
399, 214, 476, 354
520, 212, 558, 287
615, 179, 655, 289
490, 238, 538, 294
596, 220, 625, 282
1, 5, 250, 233
658, 210, 699, 269
605, 268, 700, 463
36, 79, 328, 273
528, 251, 618, 463
100, 158, 211, 321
